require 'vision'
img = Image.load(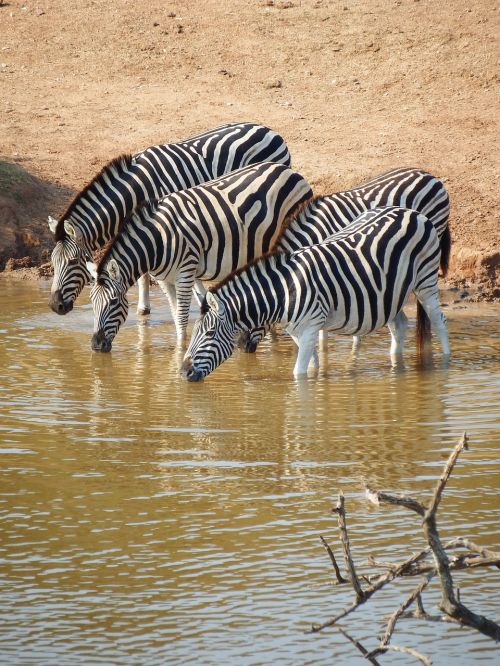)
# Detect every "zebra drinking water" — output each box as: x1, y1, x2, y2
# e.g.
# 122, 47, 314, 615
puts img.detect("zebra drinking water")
181, 206, 450, 380
238, 166, 451, 352
86, 161, 313, 351
48, 122, 292, 316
